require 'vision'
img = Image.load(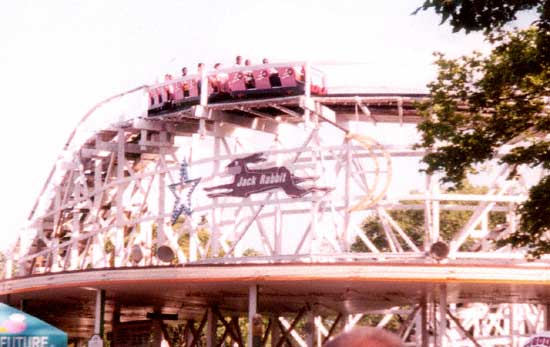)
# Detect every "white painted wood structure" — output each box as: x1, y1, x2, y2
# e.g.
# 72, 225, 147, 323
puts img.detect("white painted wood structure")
0, 63, 549, 347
